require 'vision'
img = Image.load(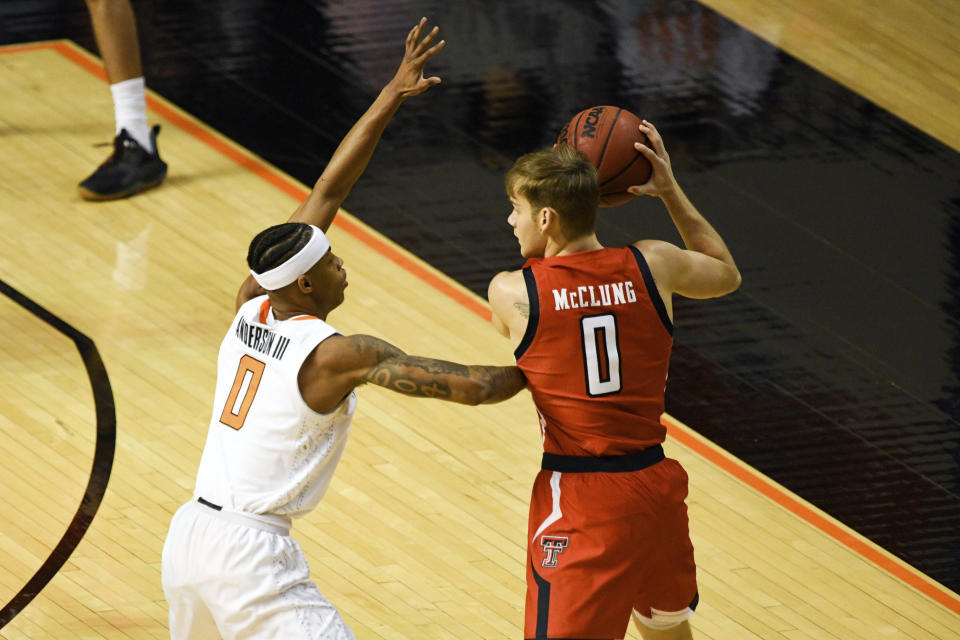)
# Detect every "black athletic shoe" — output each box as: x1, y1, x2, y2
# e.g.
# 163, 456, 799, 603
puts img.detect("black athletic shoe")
78, 125, 168, 201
